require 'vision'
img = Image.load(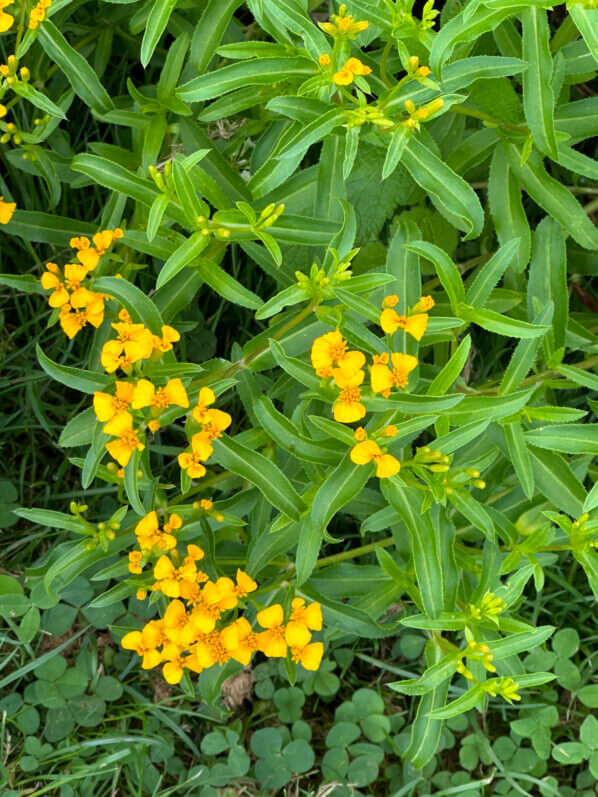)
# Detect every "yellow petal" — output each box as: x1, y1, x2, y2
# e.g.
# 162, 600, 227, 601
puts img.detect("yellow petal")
390, 352, 418, 374
375, 454, 400, 479
299, 642, 324, 671
141, 649, 162, 669
380, 307, 400, 334
285, 622, 311, 648
257, 604, 284, 629
304, 602, 322, 631
131, 378, 155, 409
163, 661, 183, 683
105, 438, 132, 466
370, 363, 393, 394
104, 411, 133, 437
93, 392, 116, 422
351, 440, 381, 465
153, 555, 175, 580
404, 313, 428, 341
77, 248, 99, 270
164, 378, 189, 408
121, 631, 142, 651
333, 400, 366, 424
